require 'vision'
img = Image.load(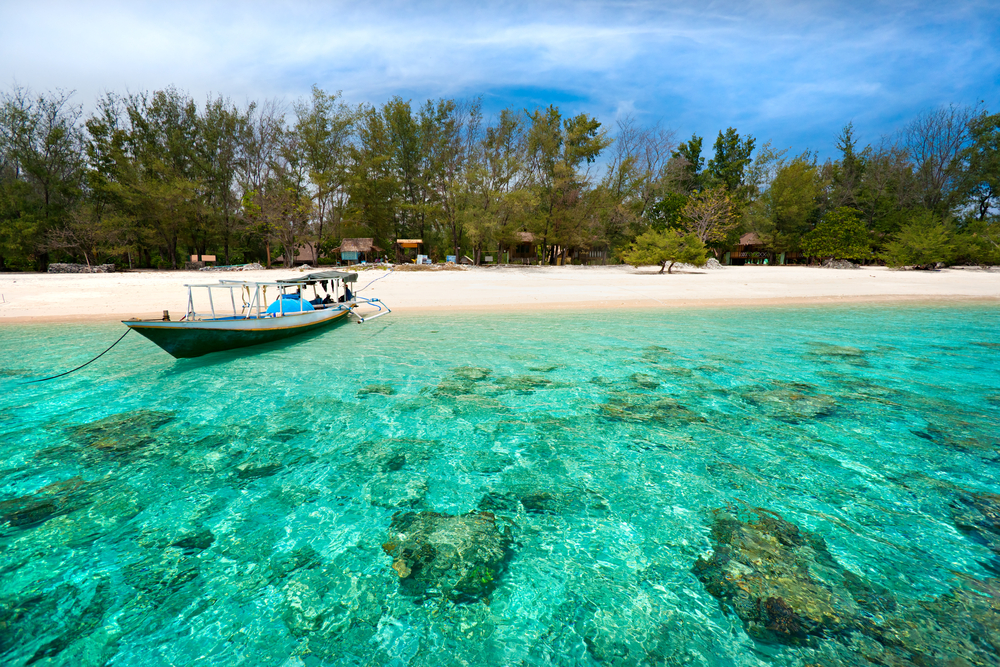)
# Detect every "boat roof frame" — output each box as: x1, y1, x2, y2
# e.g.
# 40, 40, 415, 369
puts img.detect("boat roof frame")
185, 271, 359, 290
